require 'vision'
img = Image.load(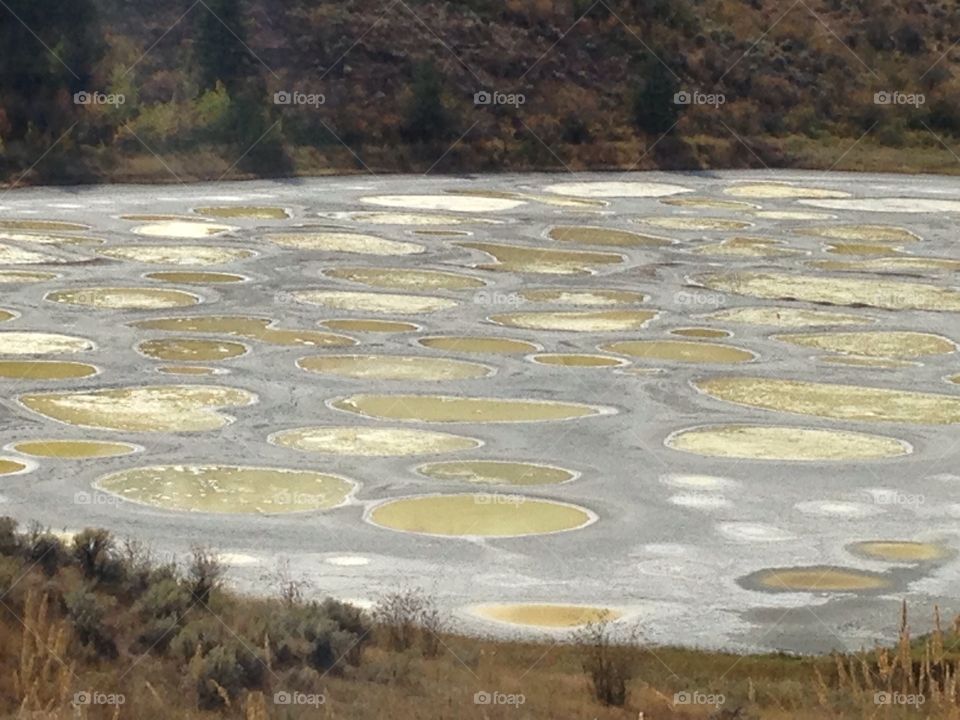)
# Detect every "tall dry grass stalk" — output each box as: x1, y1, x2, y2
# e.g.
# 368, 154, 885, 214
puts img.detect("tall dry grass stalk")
13, 590, 74, 716
817, 601, 960, 710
